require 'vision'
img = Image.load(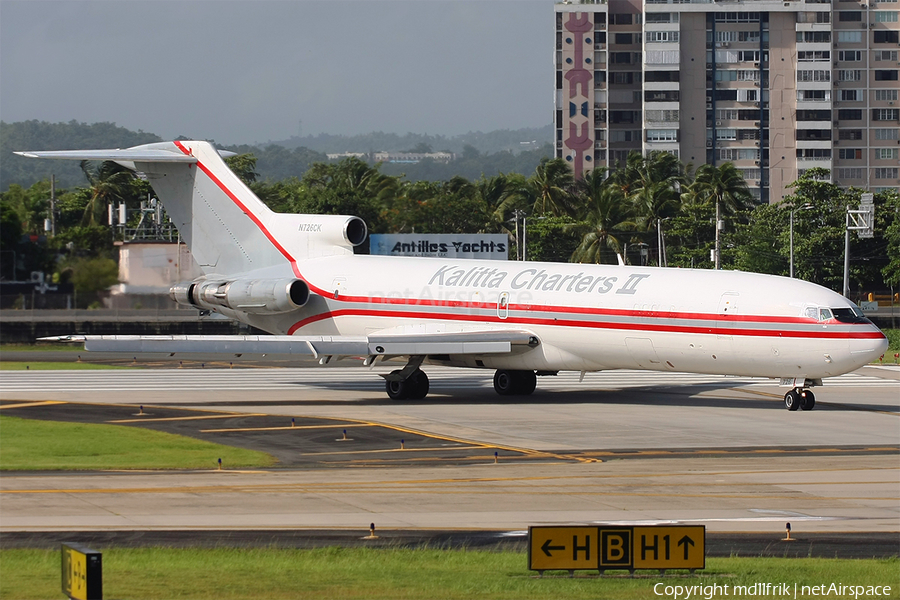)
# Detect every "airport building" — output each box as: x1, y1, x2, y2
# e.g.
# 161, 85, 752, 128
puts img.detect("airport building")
554, 0, 900, 202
